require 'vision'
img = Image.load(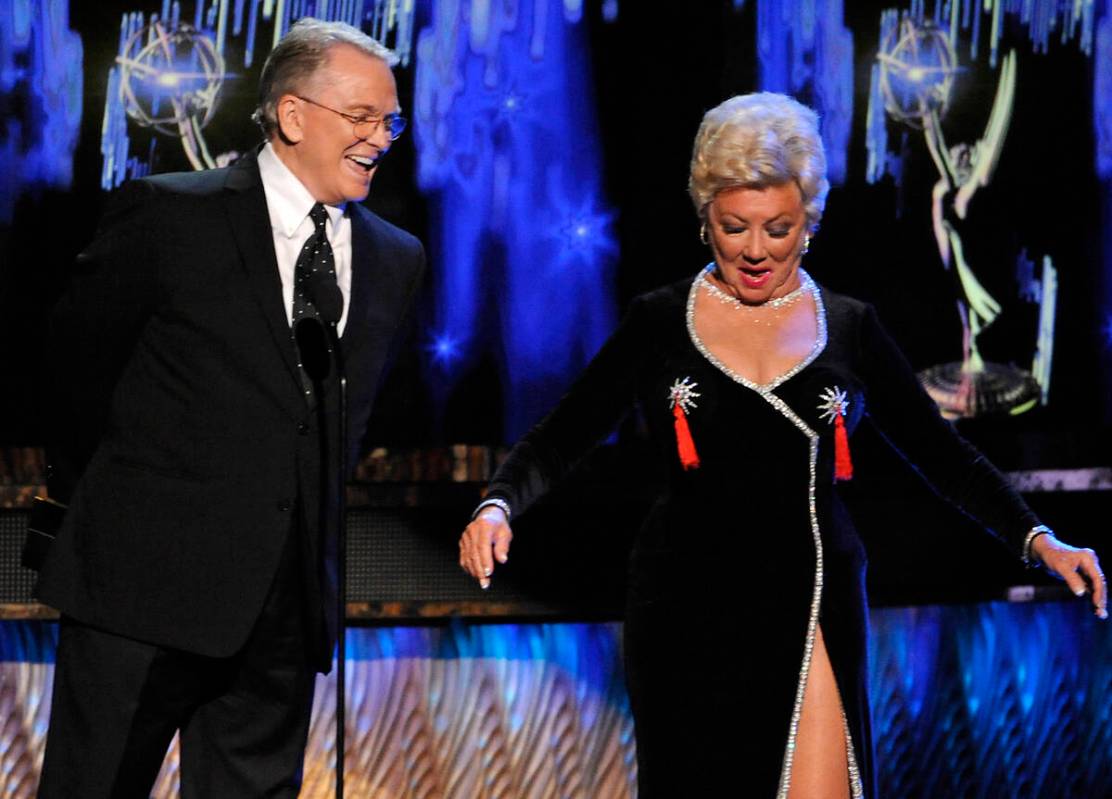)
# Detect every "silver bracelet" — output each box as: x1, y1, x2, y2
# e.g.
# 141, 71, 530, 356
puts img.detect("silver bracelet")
1022, 524, 1052, 567
472, 497, 511, 522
